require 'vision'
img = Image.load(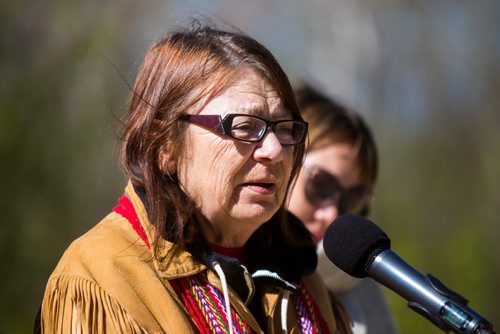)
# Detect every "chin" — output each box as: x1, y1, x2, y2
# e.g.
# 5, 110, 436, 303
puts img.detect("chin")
236, 202, 279, 224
